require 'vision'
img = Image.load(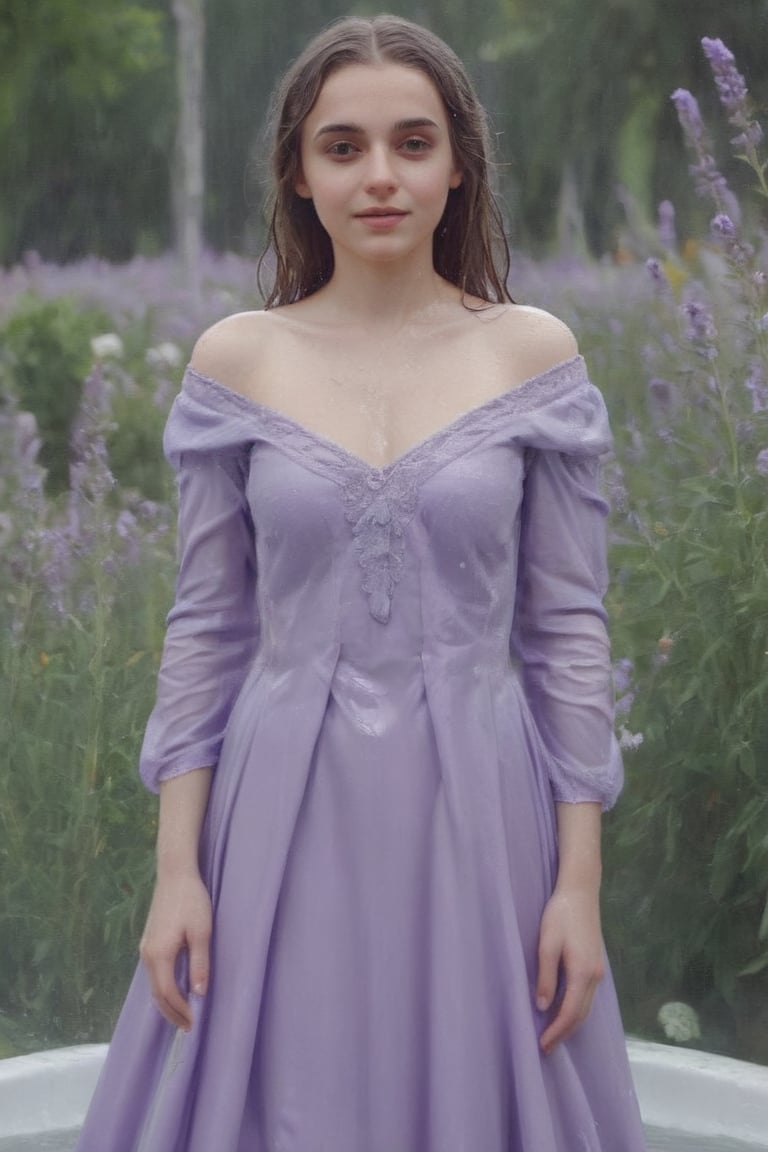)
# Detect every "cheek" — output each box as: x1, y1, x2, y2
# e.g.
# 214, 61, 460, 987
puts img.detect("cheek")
411, 165, 455, 208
